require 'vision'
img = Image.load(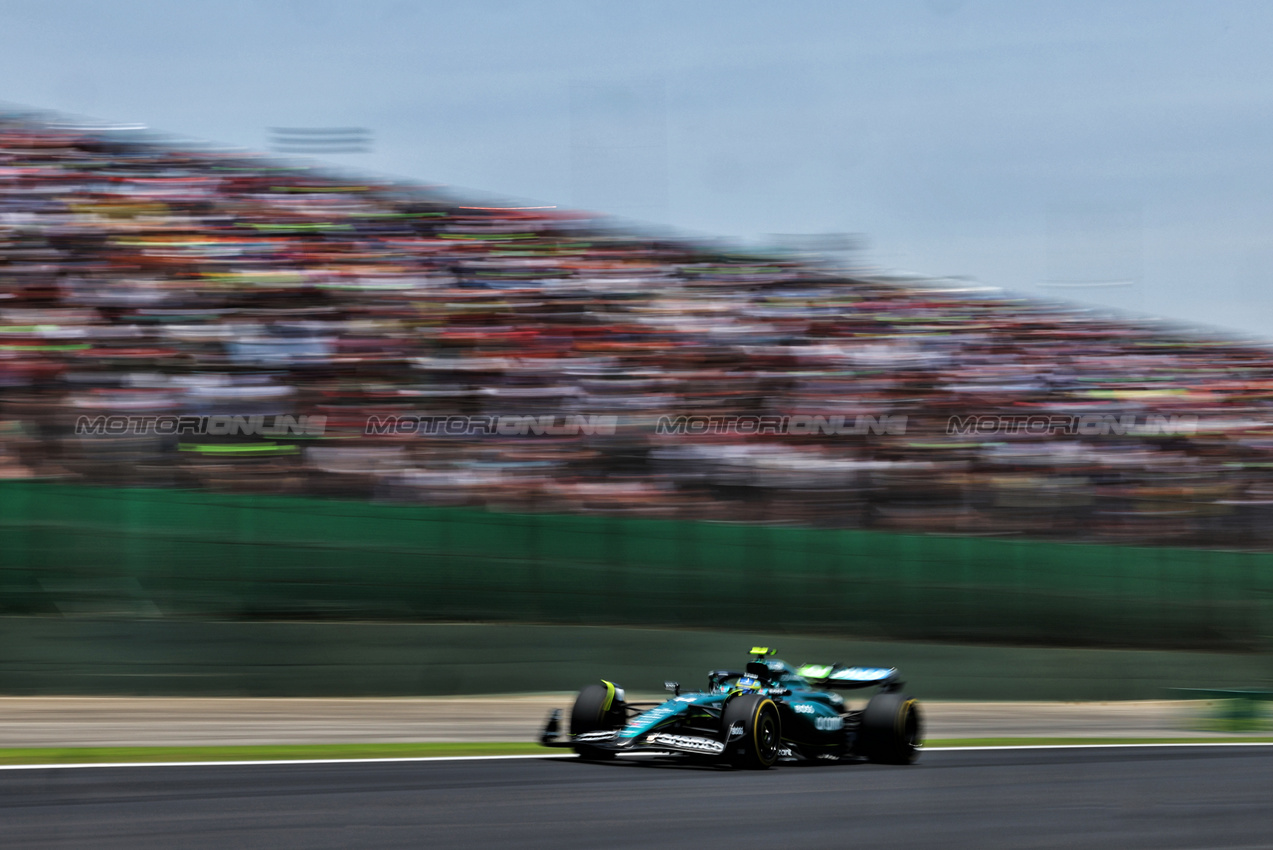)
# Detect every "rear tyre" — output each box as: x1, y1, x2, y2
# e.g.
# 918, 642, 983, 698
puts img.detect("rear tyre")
570, 681, 625, 761
858, 692, 922, 764
721, 695, 782, 769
